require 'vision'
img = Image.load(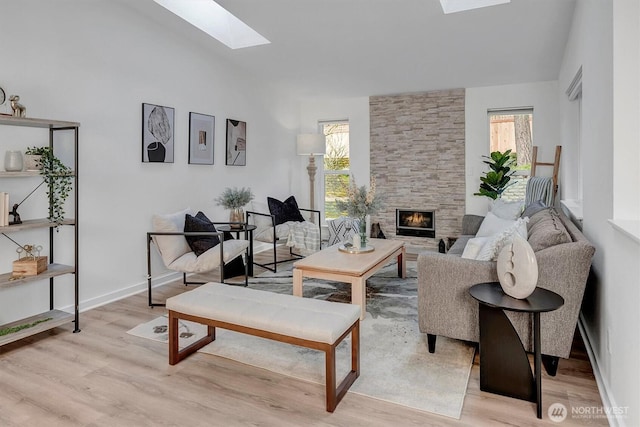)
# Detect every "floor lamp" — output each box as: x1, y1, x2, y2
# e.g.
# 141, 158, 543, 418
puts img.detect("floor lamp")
296, 133, 326, 220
